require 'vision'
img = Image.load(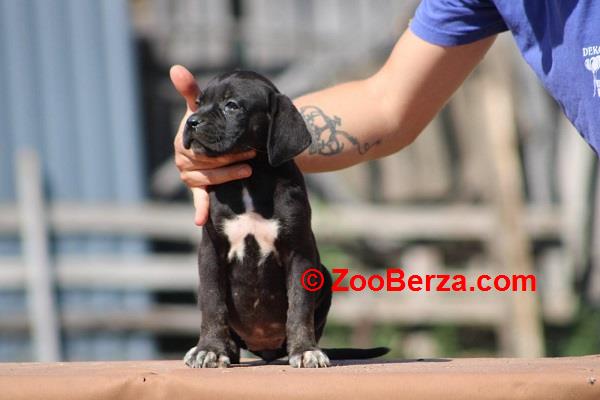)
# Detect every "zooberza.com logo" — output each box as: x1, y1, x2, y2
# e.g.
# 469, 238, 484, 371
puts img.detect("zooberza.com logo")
300, 268, 537, 293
